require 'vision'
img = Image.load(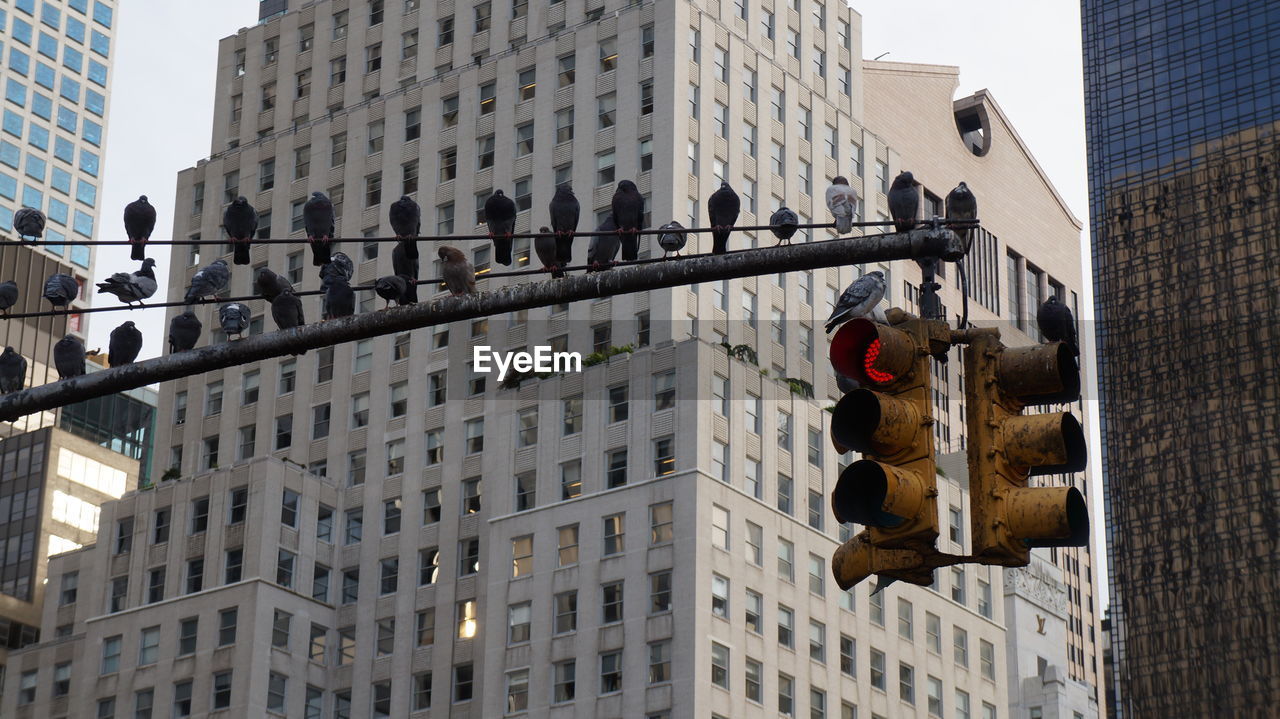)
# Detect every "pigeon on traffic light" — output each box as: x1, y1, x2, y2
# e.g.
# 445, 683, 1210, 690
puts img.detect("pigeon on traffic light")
1036, 296, 1078, 355
303, 191, 336, 266
588, 216, 620, 271
392, 241, 419, 304
0, 280, 19, 316
770, 206, 800, 244
549, 184, 580, 268
184, 259, 230, 304
168, 311, 202, 353
658, 221, 686, 257
96, 258, 158, 306
0, 347, 26, 393
322, 276, 355, 319
484, 190, 517, 266
439, 246, 476, 296
53, 335, 86, 378
945, 181, 978, 244
43, 273, 79, 309
108, 321, 143, 367
124, 196, 158, 261
534, 226, 561, 278
319, 251, 354, 284
825, 270, 887, 333
222, 196, 258, 265
826, 177, 859, 235
611, 180, 645, 261
888, 171, 921, 233
13, 207, 45, 242
374, 275, 410, 308
255, 267, 293, 302
708, 182, 741, 255
389, 195, 421, 260
218, 303, 252, 339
